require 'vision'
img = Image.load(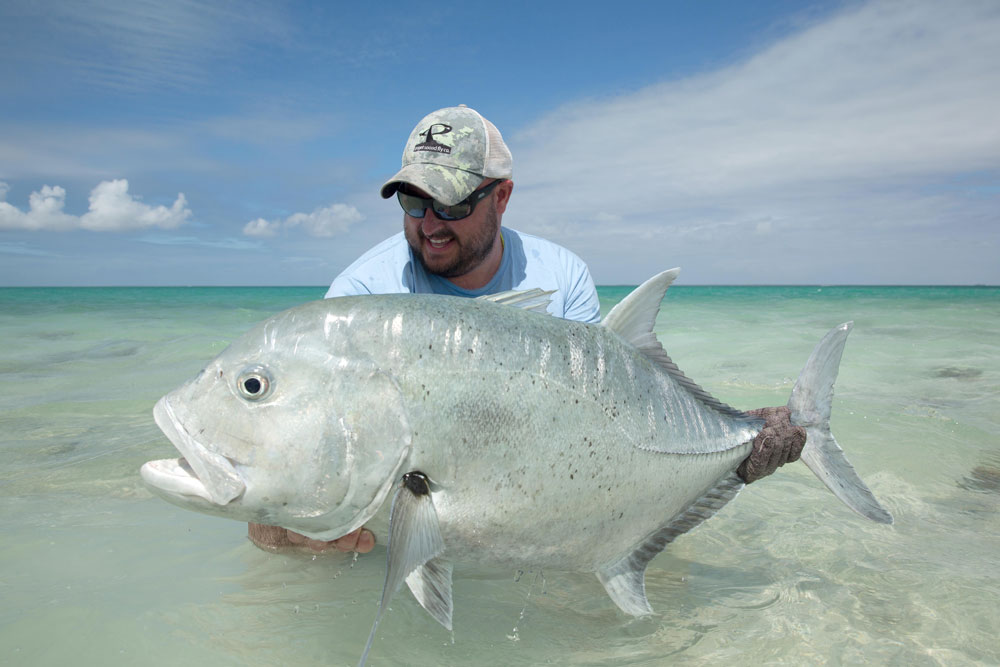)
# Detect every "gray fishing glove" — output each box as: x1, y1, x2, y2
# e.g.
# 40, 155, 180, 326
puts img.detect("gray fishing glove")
737, 406, 807, 483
